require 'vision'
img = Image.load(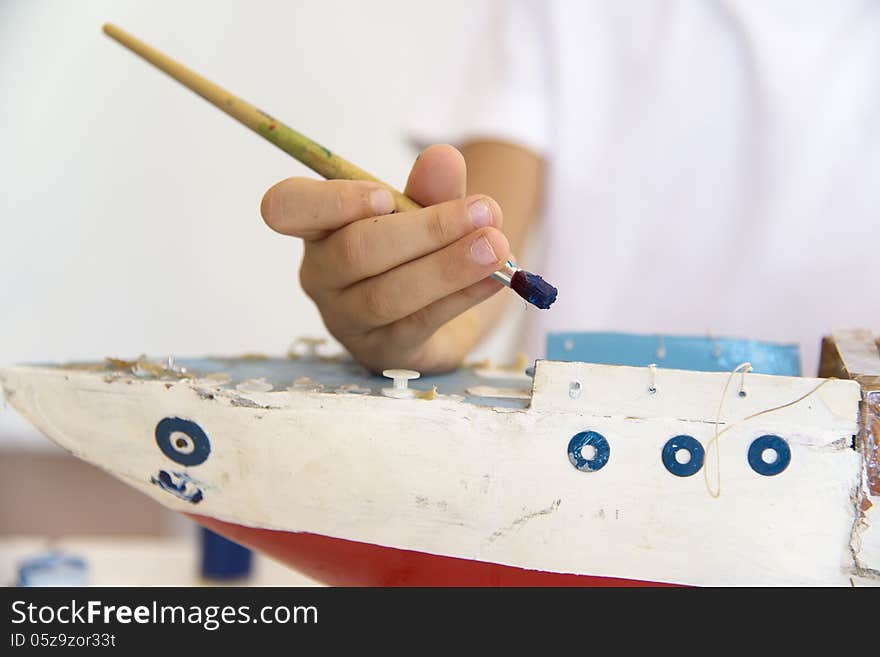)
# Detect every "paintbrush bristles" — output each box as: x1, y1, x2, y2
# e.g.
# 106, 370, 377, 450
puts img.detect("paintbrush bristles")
510, 270, 558, 310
